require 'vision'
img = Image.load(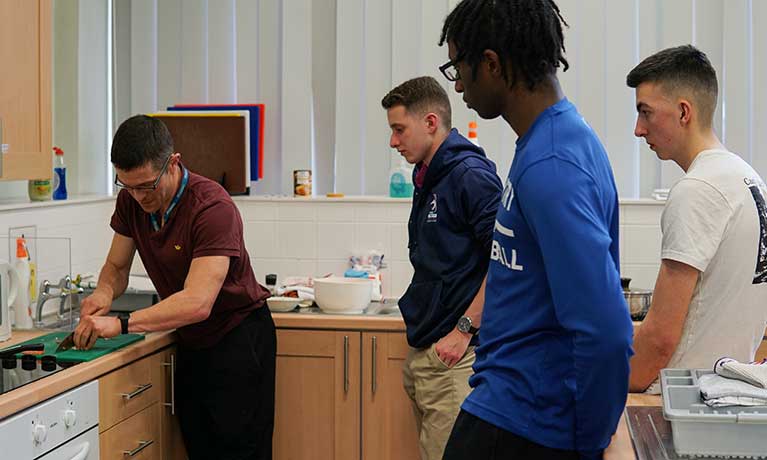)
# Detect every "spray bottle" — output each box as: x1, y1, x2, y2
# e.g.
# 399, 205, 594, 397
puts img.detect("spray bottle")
12, 236, 34, 329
